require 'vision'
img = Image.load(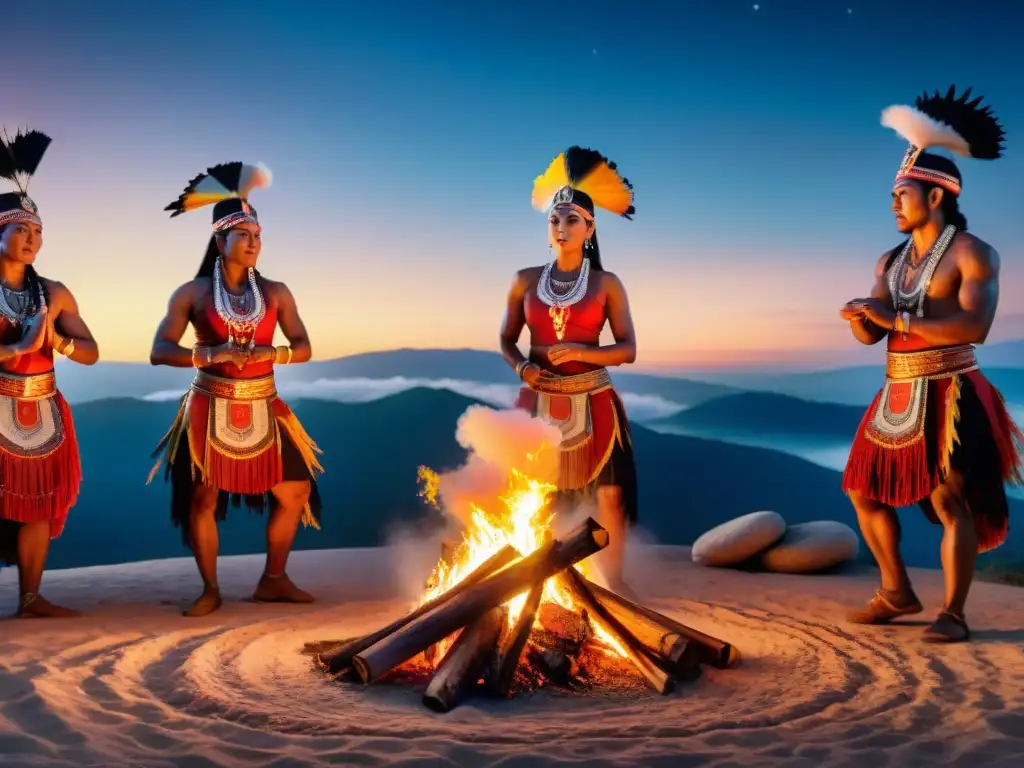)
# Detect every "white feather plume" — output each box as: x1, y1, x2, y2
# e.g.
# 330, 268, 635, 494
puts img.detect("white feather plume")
881, 105, 970, 156
238, 162, 273, 199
